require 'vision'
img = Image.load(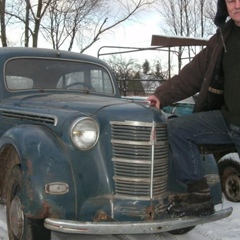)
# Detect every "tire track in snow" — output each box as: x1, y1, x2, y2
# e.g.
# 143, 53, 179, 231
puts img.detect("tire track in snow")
115, 232, 182, 240
192, 226, 225, 240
